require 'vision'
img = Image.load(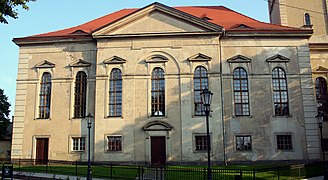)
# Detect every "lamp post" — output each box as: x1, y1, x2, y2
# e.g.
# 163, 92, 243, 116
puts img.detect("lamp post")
316, 113, 325, 162
201, 88, 213, 180
86, 113, 93, 180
